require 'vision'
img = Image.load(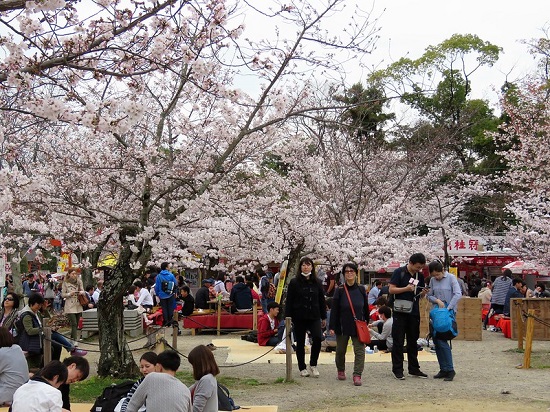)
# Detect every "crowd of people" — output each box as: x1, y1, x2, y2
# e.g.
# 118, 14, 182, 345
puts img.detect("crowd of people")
2, 255, 549, 410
